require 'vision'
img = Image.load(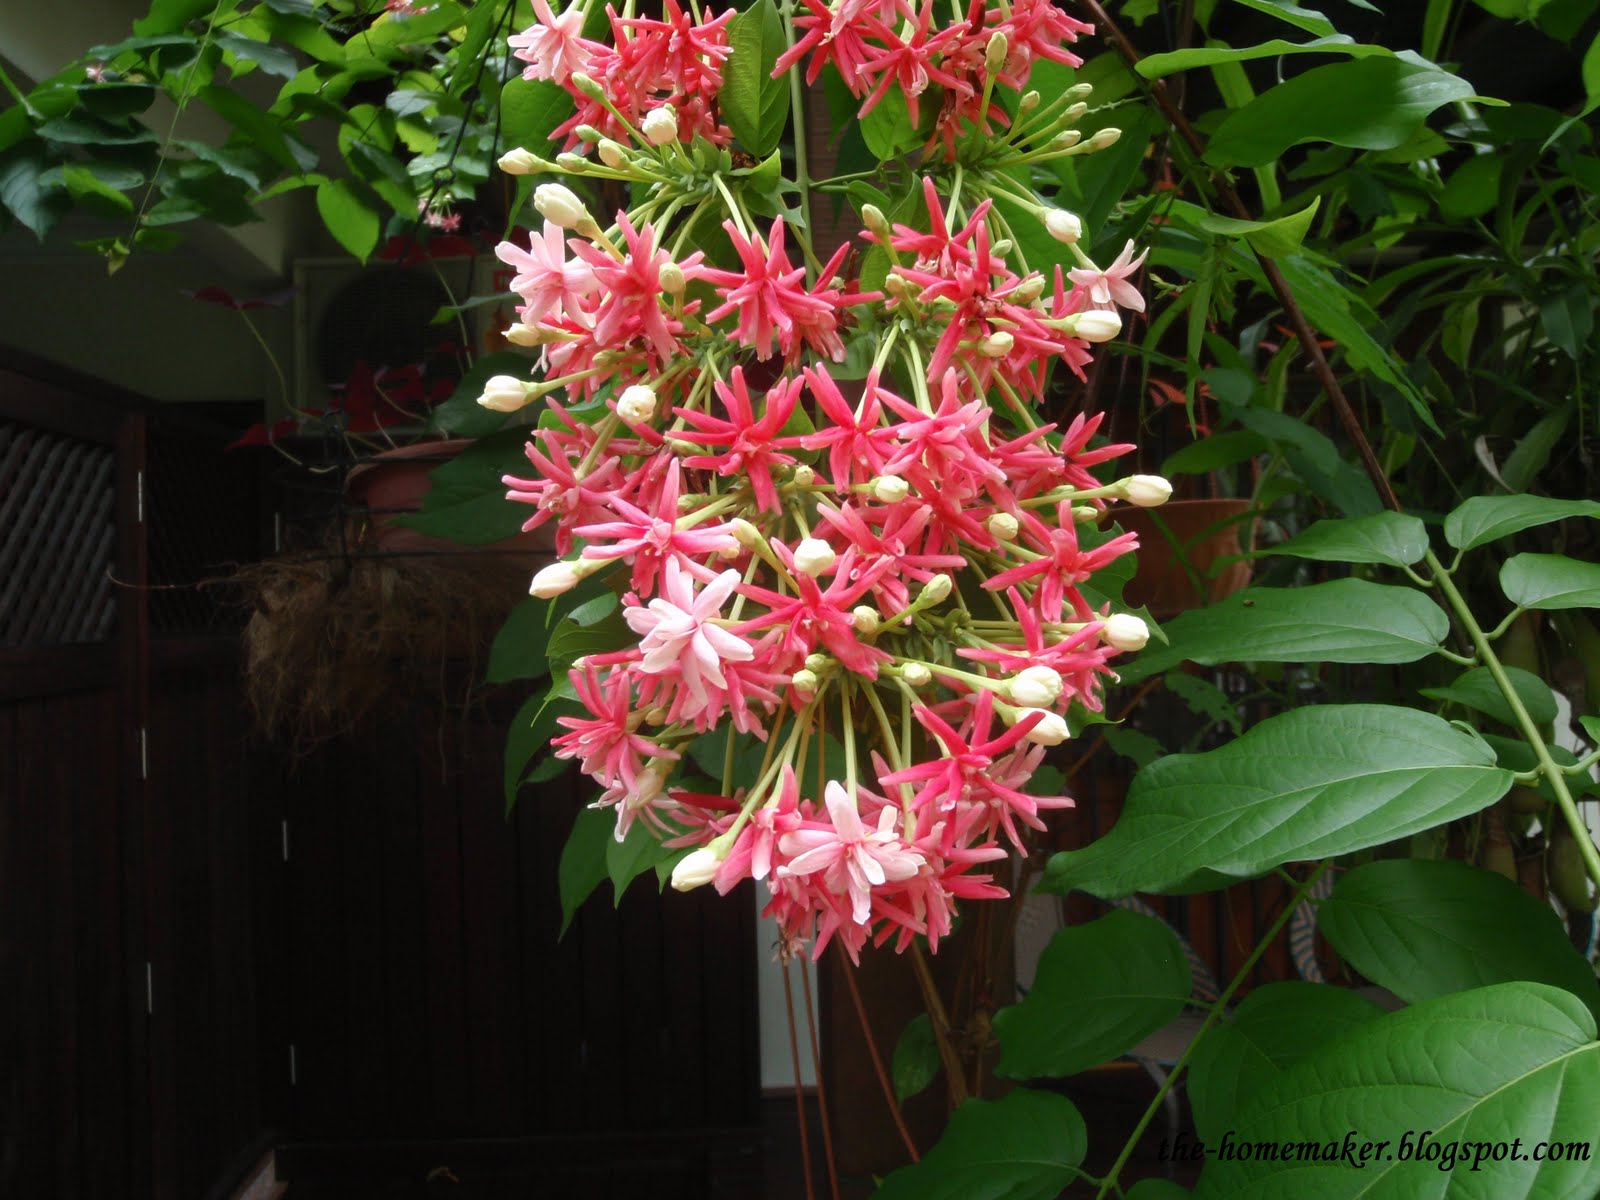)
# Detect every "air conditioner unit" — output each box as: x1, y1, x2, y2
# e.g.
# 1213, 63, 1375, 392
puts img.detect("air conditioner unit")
288, 251, 519, 421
